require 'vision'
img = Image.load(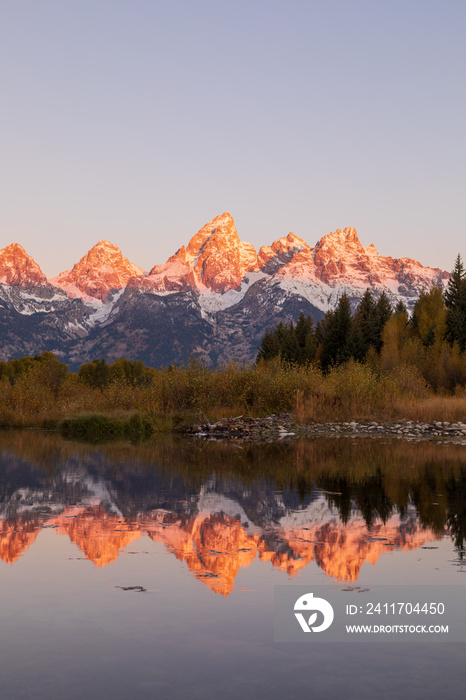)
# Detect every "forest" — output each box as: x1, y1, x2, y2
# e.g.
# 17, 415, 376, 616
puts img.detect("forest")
257, 254, 466, 392
0, 256, 464, 435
